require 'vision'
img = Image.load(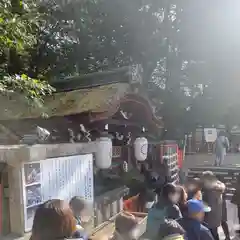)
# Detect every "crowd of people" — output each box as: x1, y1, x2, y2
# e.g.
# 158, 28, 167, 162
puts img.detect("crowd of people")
143, 170, 230, 240
28, 170, 240, 240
